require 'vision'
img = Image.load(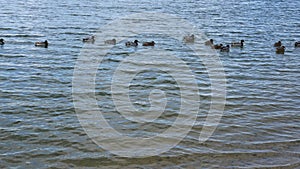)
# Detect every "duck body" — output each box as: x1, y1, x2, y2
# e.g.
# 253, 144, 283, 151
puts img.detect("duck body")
205, 39, 213, 46
295, 41, 300, 47
83, 36, 95, 43
35, 40, 48, 48
105, 39, 116, 45
0, 39, 4, 45
276, 46, 285, 54
274, 41, 282, 47
142, 41, 155, 46
213, 44, 223, 49
183, 34, 195, 43
125, 40, 139, 47
220, 45, 230, 52
231, 40, 244, 47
